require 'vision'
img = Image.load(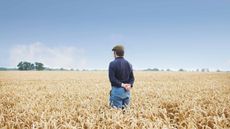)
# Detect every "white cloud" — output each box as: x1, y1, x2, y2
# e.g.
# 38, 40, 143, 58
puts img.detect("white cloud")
9, 42, 87, 69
